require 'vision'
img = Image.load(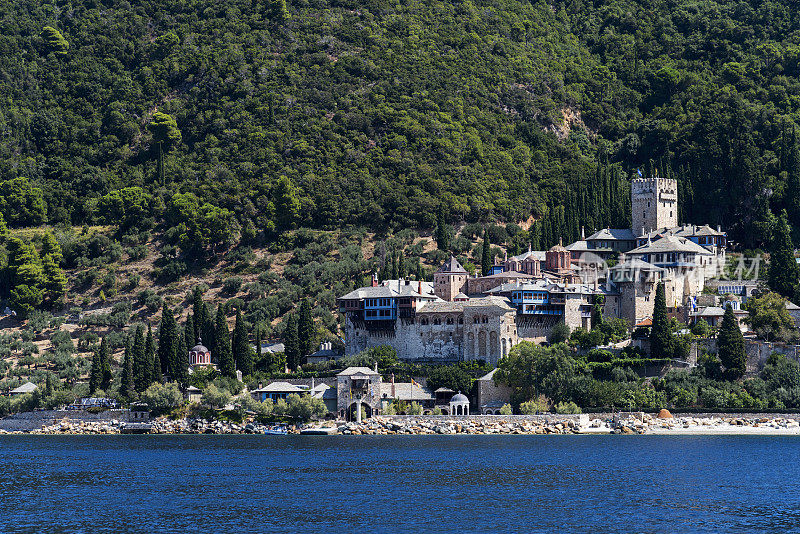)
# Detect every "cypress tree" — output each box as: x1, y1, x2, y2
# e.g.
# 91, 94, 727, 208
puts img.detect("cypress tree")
121, 333, 135, 399
482, 230, 491, 276
174, 326, 189, 387
201, 302, 215, 354
192, 286, 203, 341
718, 305, 746, 380
284, 313, 300, 371
530, 222, 541, 250
157, 303, 177, 378
147, 324, 160, 384
185, 315, 195, 349
216, 306, 235, 379
787, 127, 800, 228
298, 298, 315, 358
768, 211, 800, 298
89, 349, 101, 394
45, 373, 54, 398
133, 325, 148, 392
99, 336, 111, 391
649, 282, 674, 359
185, 313, 195, 347
232, 309, 254, 377
435, 205, 451, 251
